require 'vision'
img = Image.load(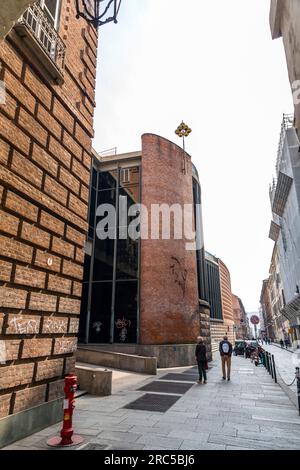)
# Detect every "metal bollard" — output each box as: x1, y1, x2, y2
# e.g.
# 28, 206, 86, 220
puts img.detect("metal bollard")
296, 367, 300, 416
47, 374, 84, 447
272, 354, 277, 383
269, 353, 274, 379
